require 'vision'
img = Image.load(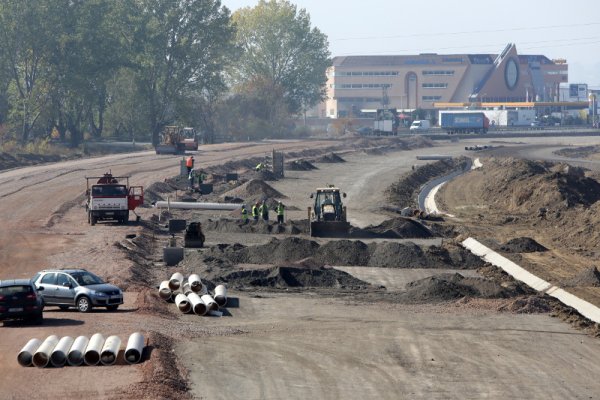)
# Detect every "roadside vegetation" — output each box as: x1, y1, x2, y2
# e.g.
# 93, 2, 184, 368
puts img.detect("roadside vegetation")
0, 0, 331, 153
